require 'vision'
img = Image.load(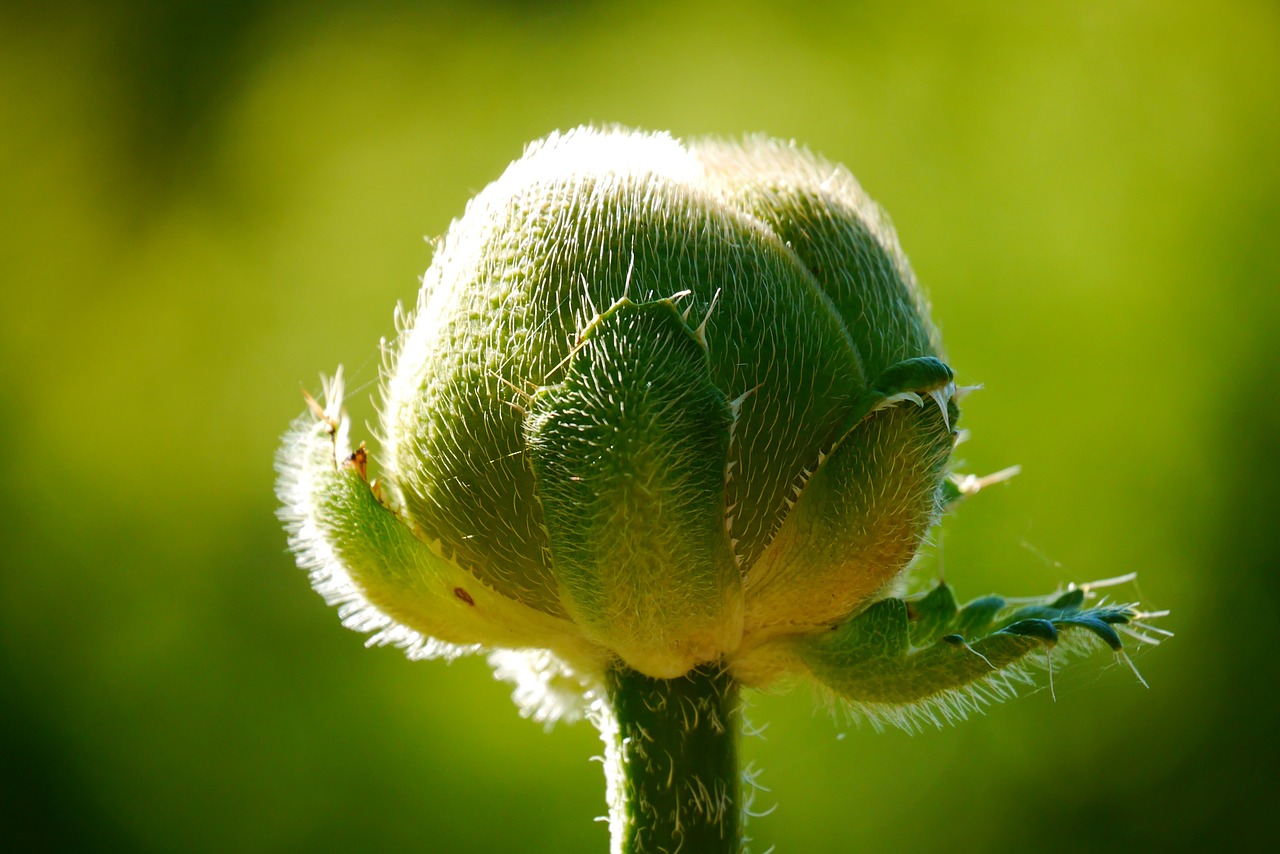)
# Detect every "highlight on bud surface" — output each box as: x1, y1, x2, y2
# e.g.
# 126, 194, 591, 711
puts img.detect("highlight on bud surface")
276, 126, 1165, 731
